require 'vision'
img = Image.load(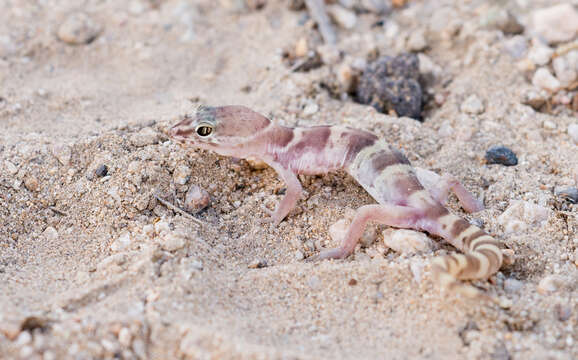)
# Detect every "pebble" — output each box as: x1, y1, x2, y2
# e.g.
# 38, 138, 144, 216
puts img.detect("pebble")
492, 9, 524, 35
294, 37, 308, 58
555, 187, 578, 204
95, 164, 108, 178
522, 88, 547, 110
532, 67, 561, 92
552, 56, 577, 88
498, 200, 550, 234
537, 275, 564, 294
485, 146, 518, 166
567, 123, 578, 144
184, 184, 210, 213
302, 101, 319, 116
173, 165, 191, 185
461, 94, 485, 115
329, 219, 349, 244
248, 259, 268, 269
542, 120, 556, 130
3, 160, 18, 175
57, 12, 102, 45
327, 5, 357, 30
382, 229, 433, 255
23, 175, 40, 192
527, 42, 553, 66
43, 227, 58, 241
530, 4, 578, 44
336, 63, 355, 93
502, 35, 528, 59
52, 144, 72, 166
118, 327, 132, 348
406, 30, 428, 52
504, 278, 524, 293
